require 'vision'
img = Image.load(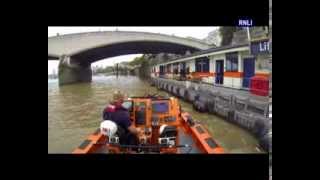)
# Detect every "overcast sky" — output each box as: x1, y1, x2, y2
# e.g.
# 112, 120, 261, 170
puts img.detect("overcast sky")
48, 26, 218, 74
